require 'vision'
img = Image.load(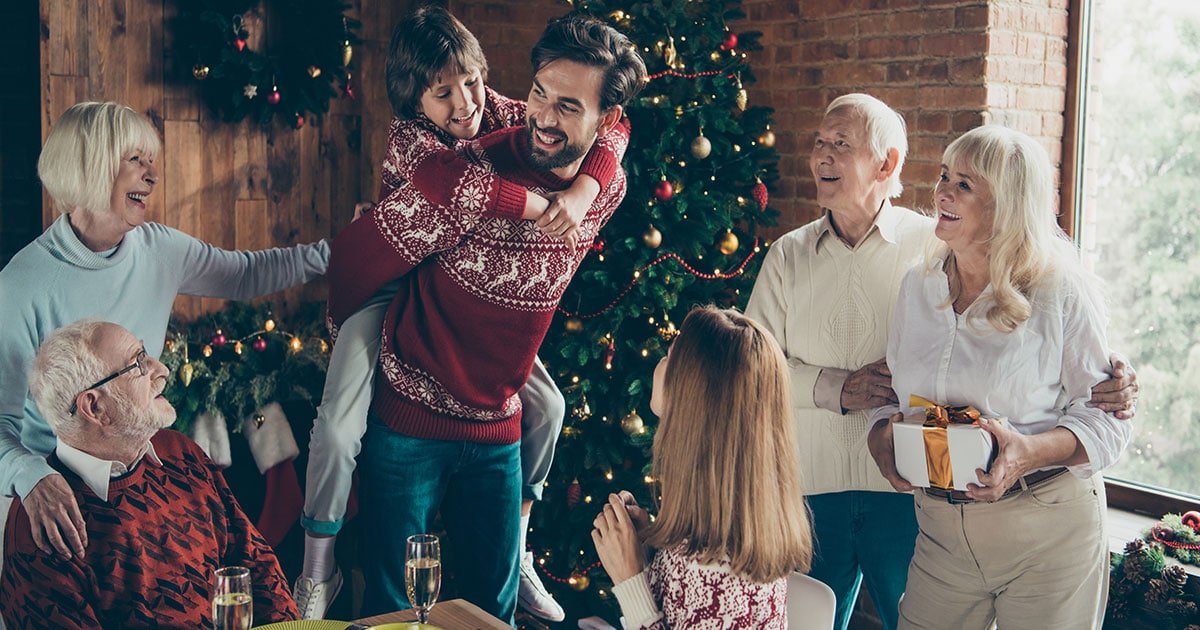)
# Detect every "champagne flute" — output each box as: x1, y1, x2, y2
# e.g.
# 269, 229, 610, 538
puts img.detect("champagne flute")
405, 534, 442, 624
212, 566, 252, 630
